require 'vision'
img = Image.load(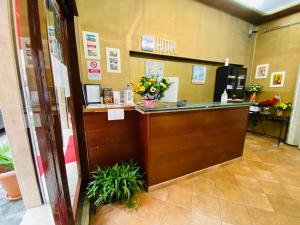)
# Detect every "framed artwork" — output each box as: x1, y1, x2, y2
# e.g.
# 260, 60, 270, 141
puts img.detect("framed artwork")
106, 48, 121, 73
87, 60, 102, 80
82, 31, 101, 59
270, 71, 285, 87
145, 61, 164, 78
255, 64, 269, 79
141, 35, 155, 52
83, 84, 101, 105
192, 65, 206, 84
